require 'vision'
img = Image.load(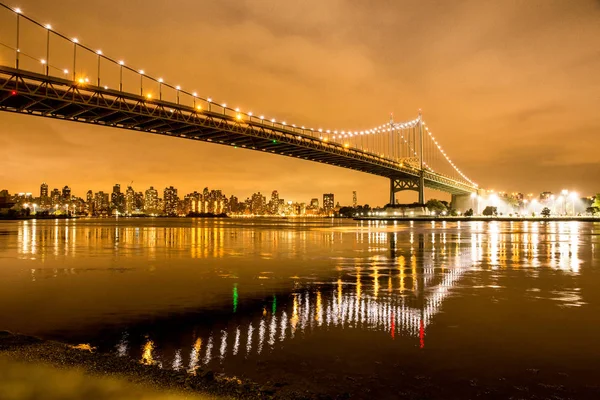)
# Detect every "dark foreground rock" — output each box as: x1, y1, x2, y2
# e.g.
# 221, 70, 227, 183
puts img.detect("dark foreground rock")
0, 331, 303, 400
